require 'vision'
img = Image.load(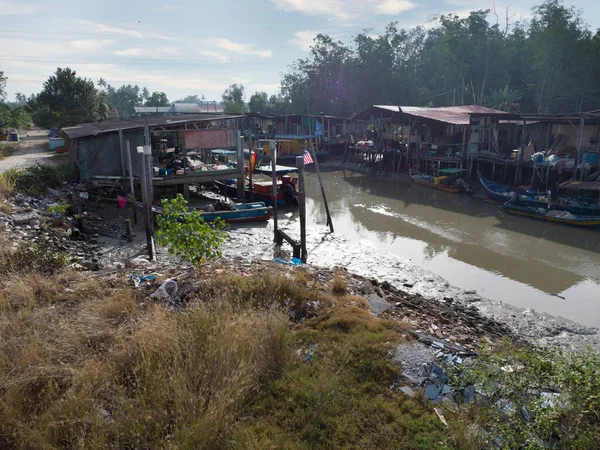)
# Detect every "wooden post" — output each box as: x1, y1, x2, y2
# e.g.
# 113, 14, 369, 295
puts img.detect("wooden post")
272, 142, 278, 242
125, 140, 137, 224
514, 119, 526, 186
137, 146, 155, 260
249, 135, 254, 202
119, 129, 126, 177
342, 119, 349, 164
237, 131, 244, 202
327, 117, 331, 155
296, 156, 307, 263
125, 219, 133, 242
461, 126, 468, 171
309, 138, 334, 233
575, 117, 585, 181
